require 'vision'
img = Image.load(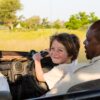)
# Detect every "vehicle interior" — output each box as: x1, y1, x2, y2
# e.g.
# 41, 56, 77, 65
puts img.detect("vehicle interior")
0, 50, 100, 100
28, 79, 100, 100
0, 50, 56, 100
